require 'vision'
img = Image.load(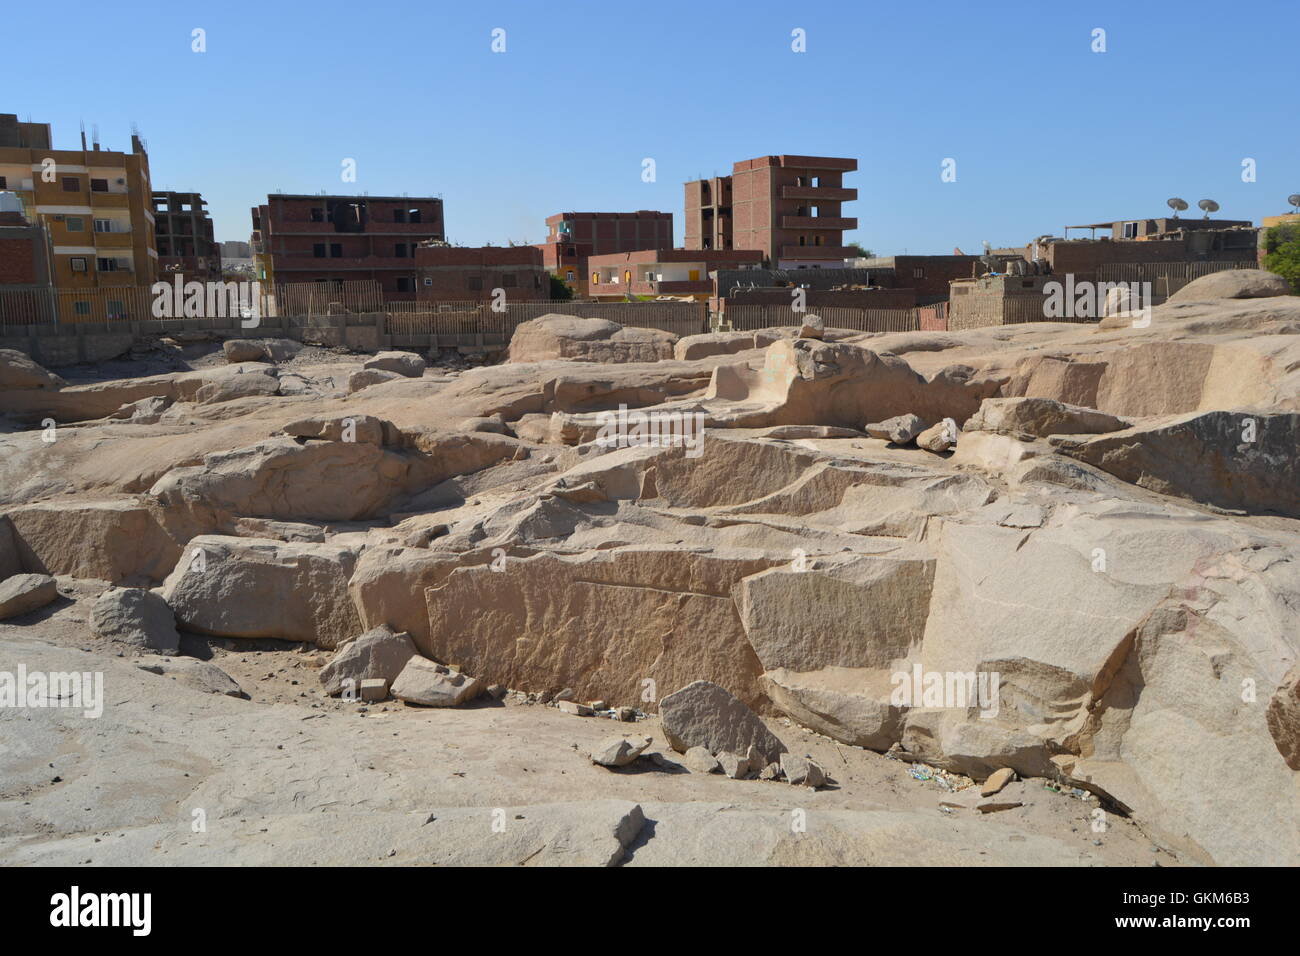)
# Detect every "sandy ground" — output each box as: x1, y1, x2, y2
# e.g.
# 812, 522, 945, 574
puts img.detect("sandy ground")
0, 580, 1180, 867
